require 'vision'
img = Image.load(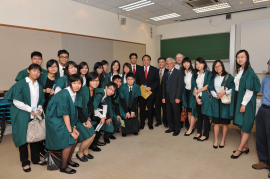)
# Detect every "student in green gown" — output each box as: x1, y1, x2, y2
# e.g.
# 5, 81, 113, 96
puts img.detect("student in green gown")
109, 60, 122, 81
15, 51, 47, 81
230, 50, 261, 159
54, 61, 78, 94
94, 62, 107, 88
181, 57, 196, 136
119, 72, 141, 137
192, 57, 213, 142
4, 64, 46, 172
45, 74, 82, 174
122, 63, 132, 84
209, 60, 234, 149
101, 60, 110, 84
56, 49, 69, 78
78, 61, 89, 86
